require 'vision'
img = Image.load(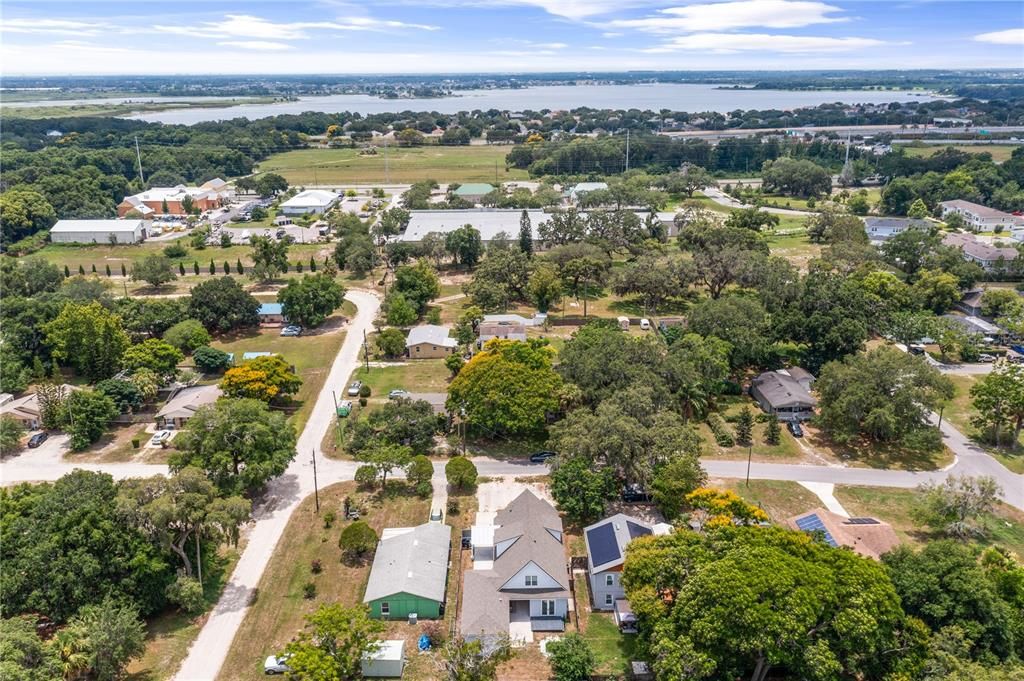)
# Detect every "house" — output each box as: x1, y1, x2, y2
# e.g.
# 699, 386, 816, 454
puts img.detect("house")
787, 508, 900, 560
361, 640, 406, 678
477, 320, 527, 346
584, 513, 671, 611
940, 200, 1023, 233
750, 368, 817, 422
956, 289, 986, 317
399, 210, 547, 246
461, 490, 569, 644
280, 189, 339, 216
155, 384, 221, 429
453, 183, 495, 203
363, 522, 451, 620
50, 219, 147, 244
941, 314, 1003, 339
942, 232, 1019, 271
0, 385, 77, 430
406, 325, 458, 359
257, 302, 286, 326
863, 217, 930, 242
482, 313, 546, 327
564, 182, 608, 204
117, 180, 230, 217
